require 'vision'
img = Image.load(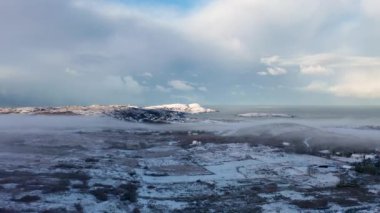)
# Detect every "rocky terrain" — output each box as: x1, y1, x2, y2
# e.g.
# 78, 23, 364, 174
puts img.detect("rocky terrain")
108, 108, 186, 124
